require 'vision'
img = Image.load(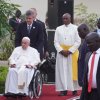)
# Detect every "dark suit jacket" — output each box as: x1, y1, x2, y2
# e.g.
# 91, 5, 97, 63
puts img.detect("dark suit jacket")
9, 17, 22, 32
15, 21, 44, 59
80, 52, 100, 100
36, 19, 48, 54
78, 40, 89, 86
94, 29, 97, 32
